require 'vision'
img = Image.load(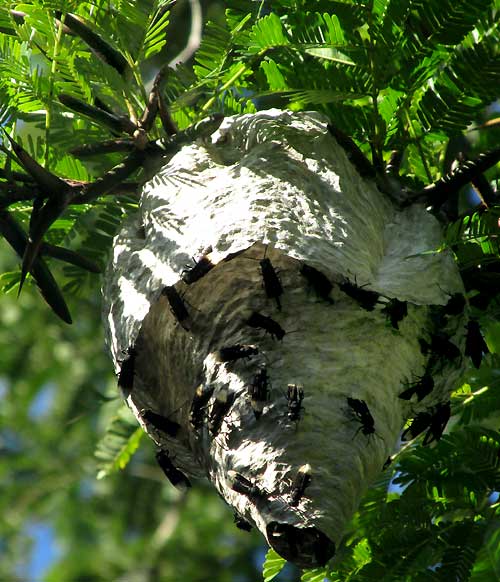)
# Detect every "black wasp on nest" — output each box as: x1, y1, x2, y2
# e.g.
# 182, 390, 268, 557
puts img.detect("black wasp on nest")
346, 397, 377, 438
